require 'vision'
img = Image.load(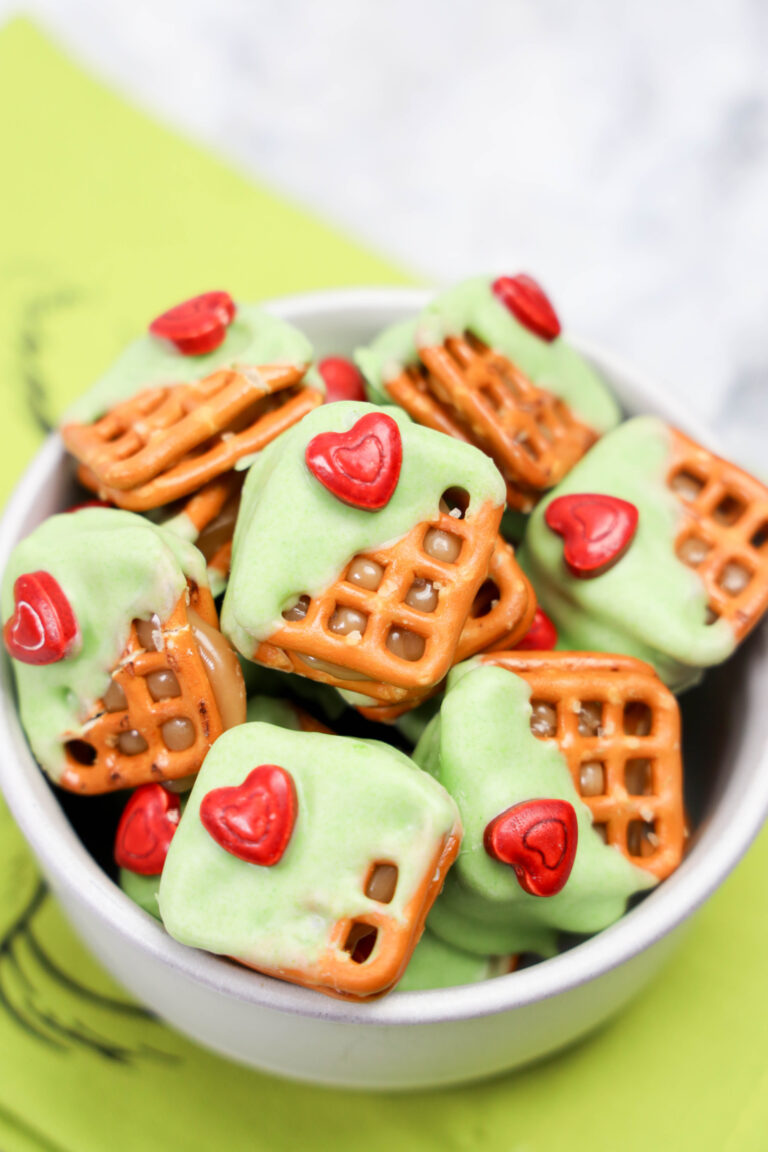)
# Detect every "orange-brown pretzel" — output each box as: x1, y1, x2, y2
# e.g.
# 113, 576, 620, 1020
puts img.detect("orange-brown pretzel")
60, 585, 239, 795
667, 428, 768, 643
354, 536, 537, 722
65, 365, 321, 511
253, 499, 503, 703
479, 651, 685, 881
385, 335, 597, 511
181, 472, 243, 589
238, 819, 462, 1001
